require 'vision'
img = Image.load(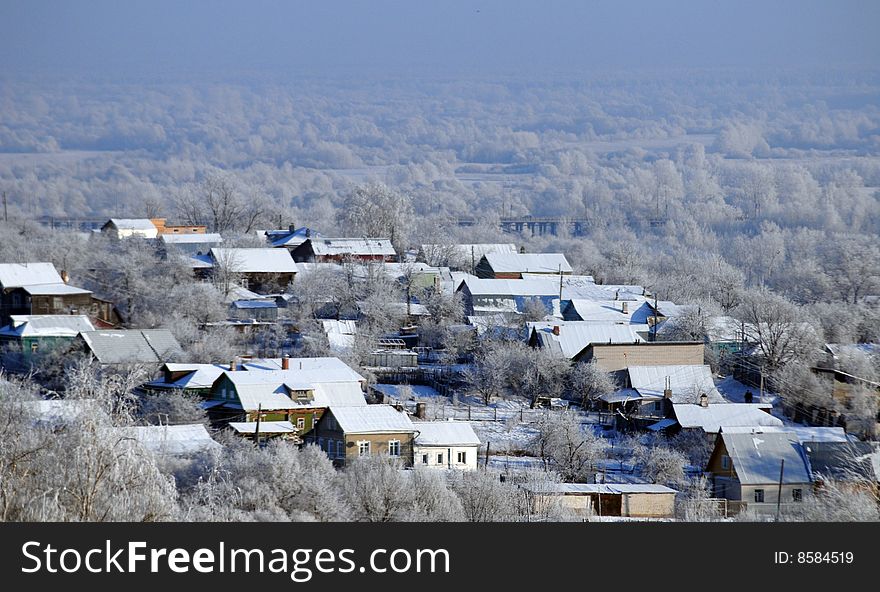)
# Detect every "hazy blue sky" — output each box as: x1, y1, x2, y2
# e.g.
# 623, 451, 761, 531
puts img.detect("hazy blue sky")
2, 0, 878, 77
